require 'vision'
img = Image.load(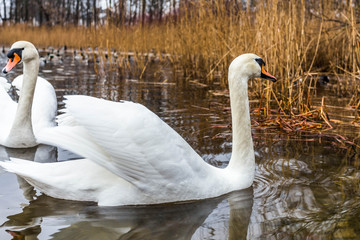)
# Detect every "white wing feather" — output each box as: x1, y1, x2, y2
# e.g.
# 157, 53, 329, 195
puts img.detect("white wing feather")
38, 95, 214, 193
